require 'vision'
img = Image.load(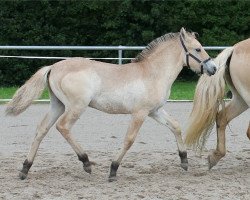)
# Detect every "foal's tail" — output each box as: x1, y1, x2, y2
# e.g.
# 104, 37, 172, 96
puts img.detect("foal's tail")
185, 47, 234, 149
6, 66, 51, 116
